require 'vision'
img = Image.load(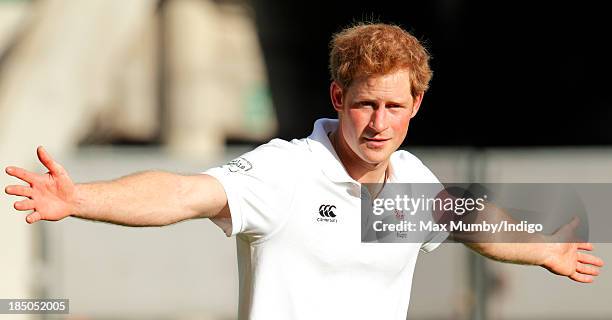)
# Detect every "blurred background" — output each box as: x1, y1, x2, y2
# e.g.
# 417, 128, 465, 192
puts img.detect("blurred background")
0, 0, 611, 319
